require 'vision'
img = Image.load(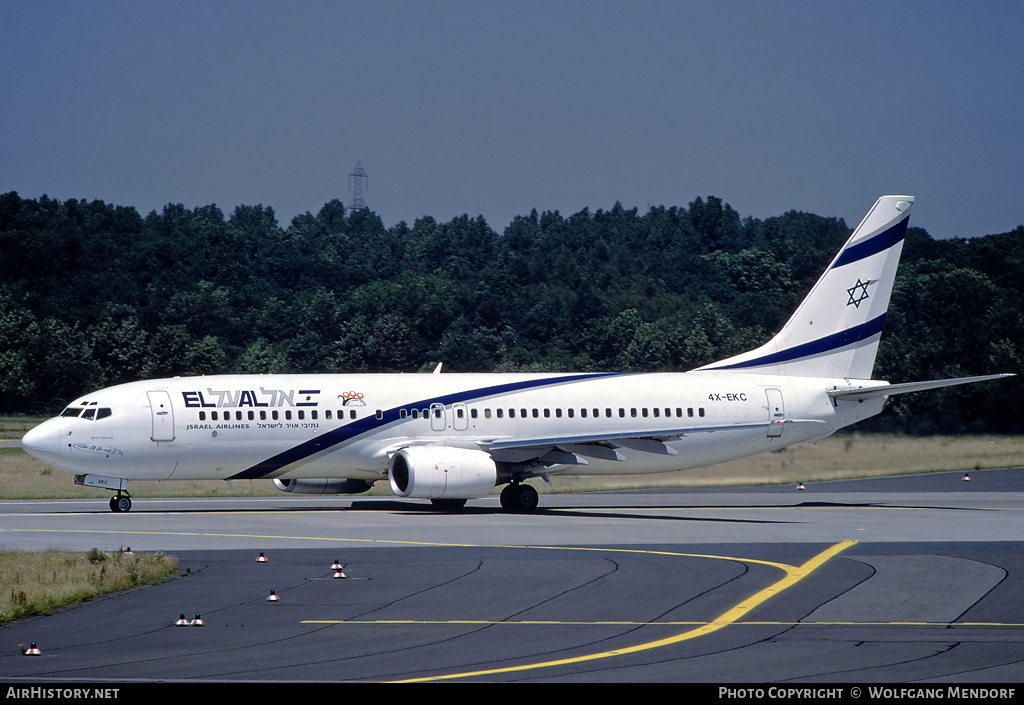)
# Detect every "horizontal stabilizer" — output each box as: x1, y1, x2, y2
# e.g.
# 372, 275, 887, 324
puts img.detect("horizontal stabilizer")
828, 374, 1014, 402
